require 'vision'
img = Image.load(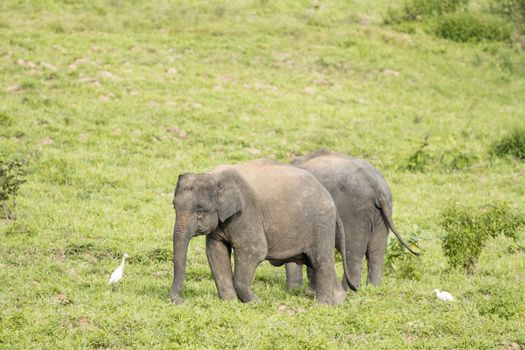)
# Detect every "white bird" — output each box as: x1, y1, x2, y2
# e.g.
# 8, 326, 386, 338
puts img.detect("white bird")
109, 253, 129, 285
433, 289, 454, 301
